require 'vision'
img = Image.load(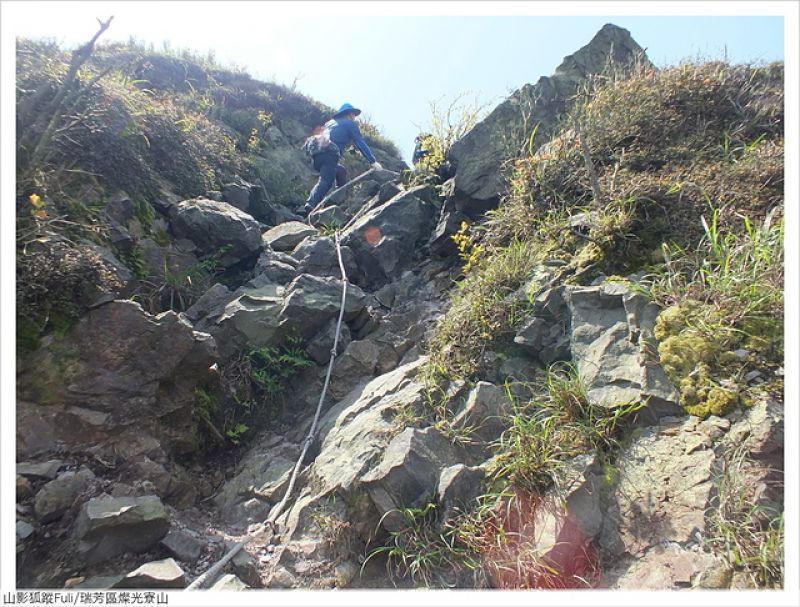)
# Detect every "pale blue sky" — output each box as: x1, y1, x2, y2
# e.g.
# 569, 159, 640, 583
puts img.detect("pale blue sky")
1, 2, 789, 162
